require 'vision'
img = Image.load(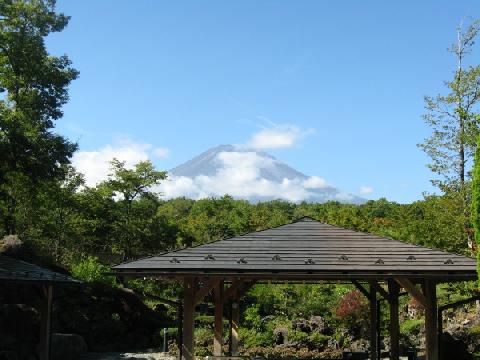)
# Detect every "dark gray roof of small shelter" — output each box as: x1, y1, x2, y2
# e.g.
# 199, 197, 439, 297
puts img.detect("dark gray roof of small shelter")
0, 255, 79, 283
113, 217, 478, 280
